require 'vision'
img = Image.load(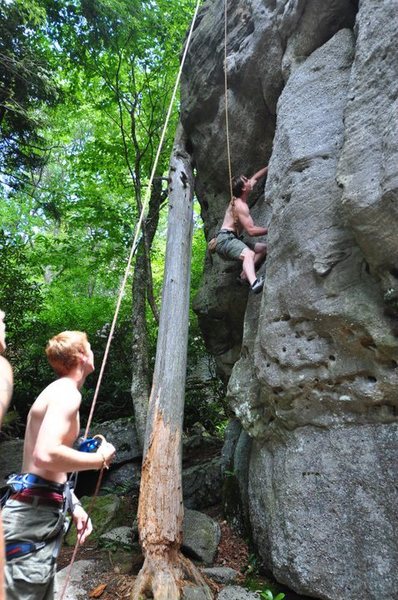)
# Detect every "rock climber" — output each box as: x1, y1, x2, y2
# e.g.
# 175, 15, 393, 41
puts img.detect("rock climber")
215, 165, 268, 294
